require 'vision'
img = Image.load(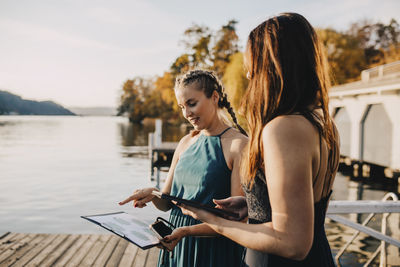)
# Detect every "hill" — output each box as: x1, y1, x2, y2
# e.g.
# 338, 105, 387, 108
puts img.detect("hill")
0, 90, 75, 115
